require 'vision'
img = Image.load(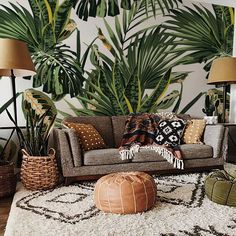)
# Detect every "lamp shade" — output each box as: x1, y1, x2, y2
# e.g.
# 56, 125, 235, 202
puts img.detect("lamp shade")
208, 57, 236, 85
0, 38, 36, 77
